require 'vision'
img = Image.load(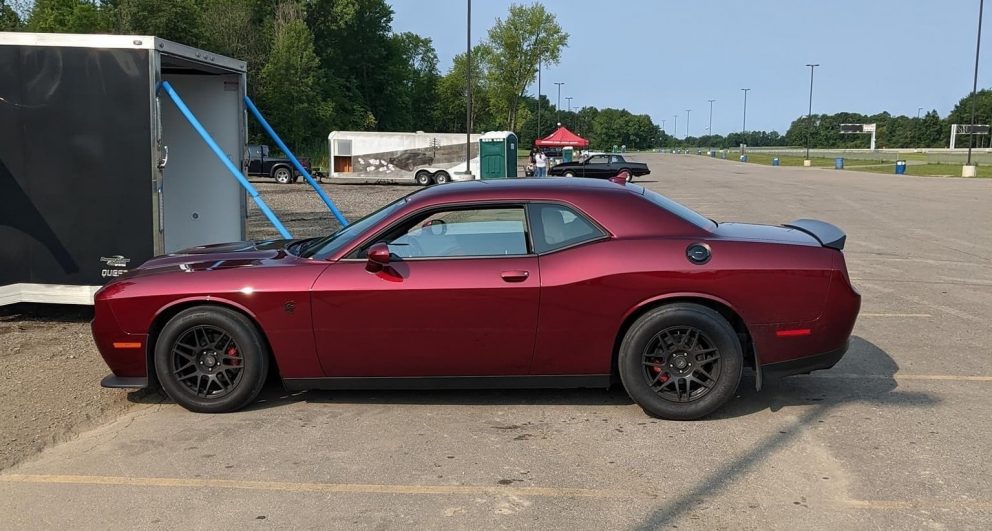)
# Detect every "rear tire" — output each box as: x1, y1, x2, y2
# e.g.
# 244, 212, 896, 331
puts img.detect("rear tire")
618, 303, 742, 420
273, 166, 293, 184
564, 171, 575, 177
415, 171, 432, 185
433, 171, 450, 184
154, 306, 269, 413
